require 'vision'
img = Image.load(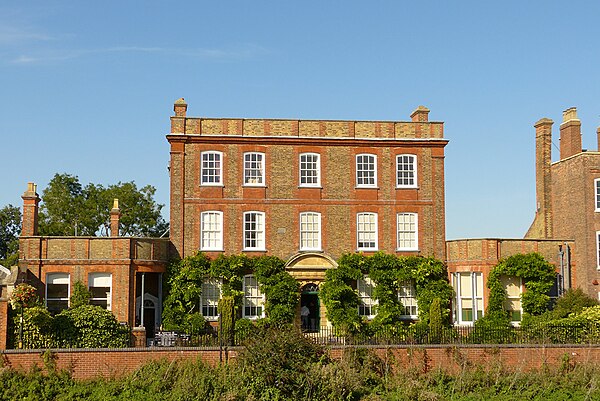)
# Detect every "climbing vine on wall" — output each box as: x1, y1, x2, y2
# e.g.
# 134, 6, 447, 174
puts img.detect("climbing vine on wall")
486, 252, 556, 318
162, 253, 299, 331
320, 252, 454, 333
